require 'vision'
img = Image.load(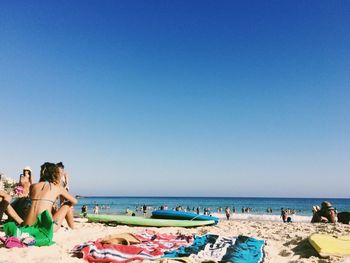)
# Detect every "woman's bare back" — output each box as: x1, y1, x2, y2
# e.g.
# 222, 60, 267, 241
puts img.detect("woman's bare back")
24, 182, 60, 225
